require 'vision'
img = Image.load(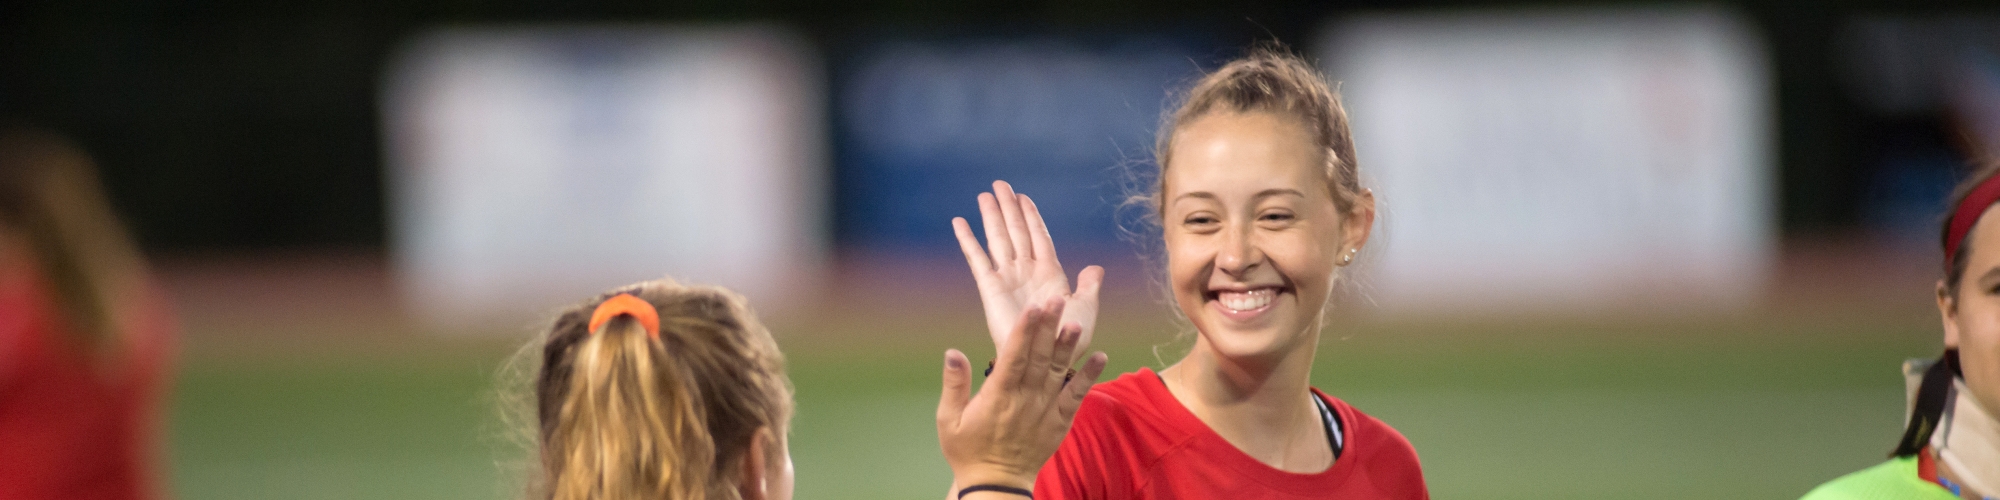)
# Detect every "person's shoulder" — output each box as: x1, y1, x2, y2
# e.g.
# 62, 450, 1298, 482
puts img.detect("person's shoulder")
1318, 388, 1428, 497
1319, 390, 1419, 461
1800, 456, 1956, 500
